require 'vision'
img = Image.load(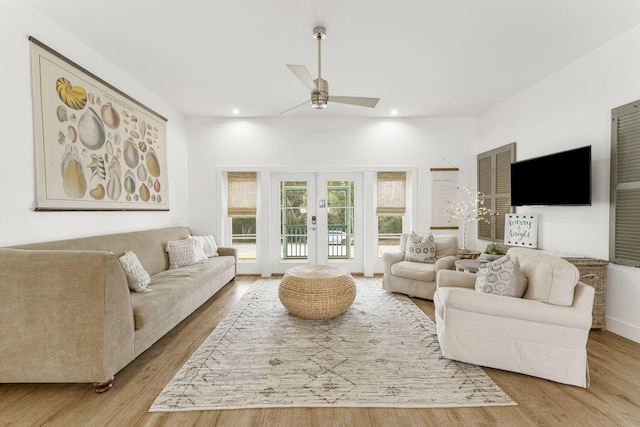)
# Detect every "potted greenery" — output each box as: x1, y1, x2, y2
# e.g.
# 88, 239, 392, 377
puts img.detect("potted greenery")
480, 242, 506, 261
